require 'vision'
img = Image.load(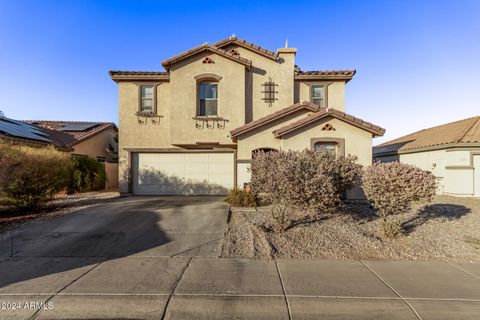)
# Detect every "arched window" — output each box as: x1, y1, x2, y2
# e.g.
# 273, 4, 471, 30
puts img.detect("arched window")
194, 74, 222, 117
198, 82, 218, 116
252, 148, 278, 158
